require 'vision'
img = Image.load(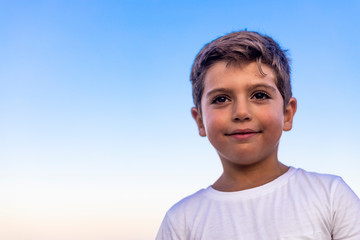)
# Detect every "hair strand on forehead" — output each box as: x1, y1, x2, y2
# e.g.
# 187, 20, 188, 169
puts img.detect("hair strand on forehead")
256, 57, 266, 76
